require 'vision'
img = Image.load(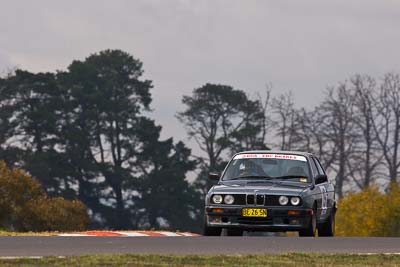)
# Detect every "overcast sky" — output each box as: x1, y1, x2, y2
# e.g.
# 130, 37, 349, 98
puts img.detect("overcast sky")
1, 0, 400, 151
